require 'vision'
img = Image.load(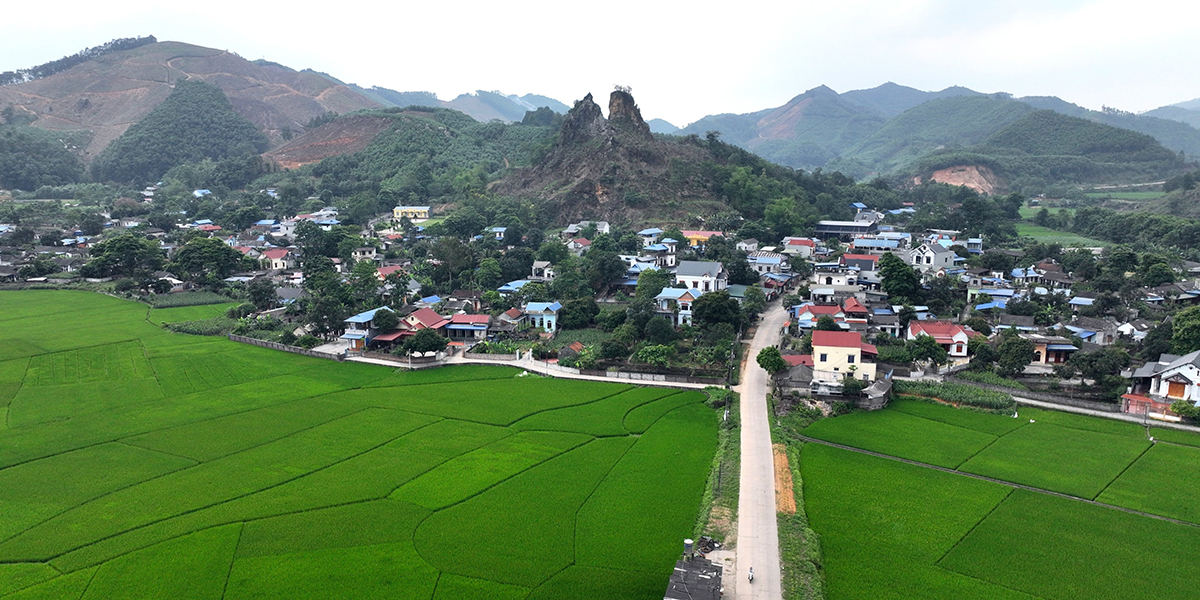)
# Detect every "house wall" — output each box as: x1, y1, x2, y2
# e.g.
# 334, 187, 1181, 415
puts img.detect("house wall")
1150, 364, 1200, 402
812, 345, 876, 383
